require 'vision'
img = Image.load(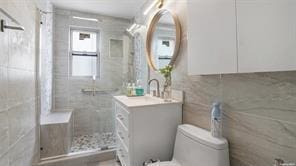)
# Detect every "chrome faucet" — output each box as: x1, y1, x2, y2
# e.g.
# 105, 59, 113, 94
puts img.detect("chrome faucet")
148, 79, 160, 97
